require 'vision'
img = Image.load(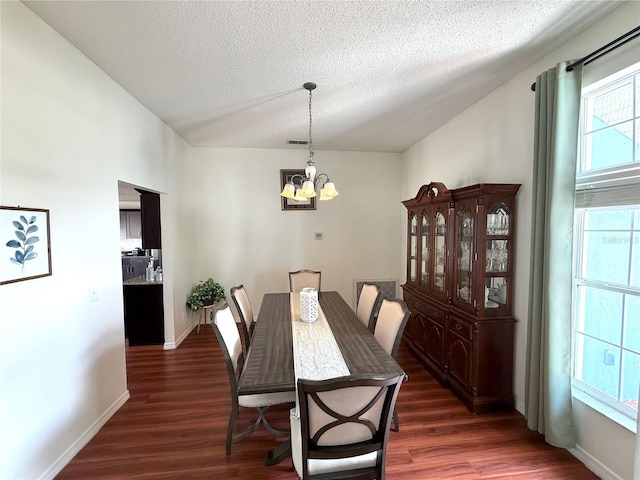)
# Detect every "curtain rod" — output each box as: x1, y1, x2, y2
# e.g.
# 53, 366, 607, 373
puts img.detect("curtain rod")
530, 25, 640, 92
